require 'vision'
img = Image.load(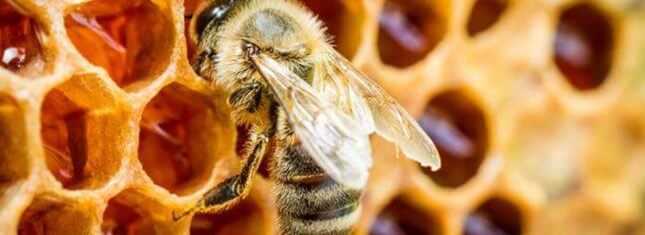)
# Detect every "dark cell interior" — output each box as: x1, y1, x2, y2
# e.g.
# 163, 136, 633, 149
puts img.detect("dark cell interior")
378, 0, 447, 67
554, 3, 614, 90
464, 198, 523, 235
40, 89, 90, 189
418, 91, 488, 187
64, 0, 174, 88
102, 200, 140, 235
370, 197, 443, 235
102, 195, 166, 235
190, 198, 266, 234
467, 0, 508, 36
0, 0, 44, 75
138, 84, 219, 195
